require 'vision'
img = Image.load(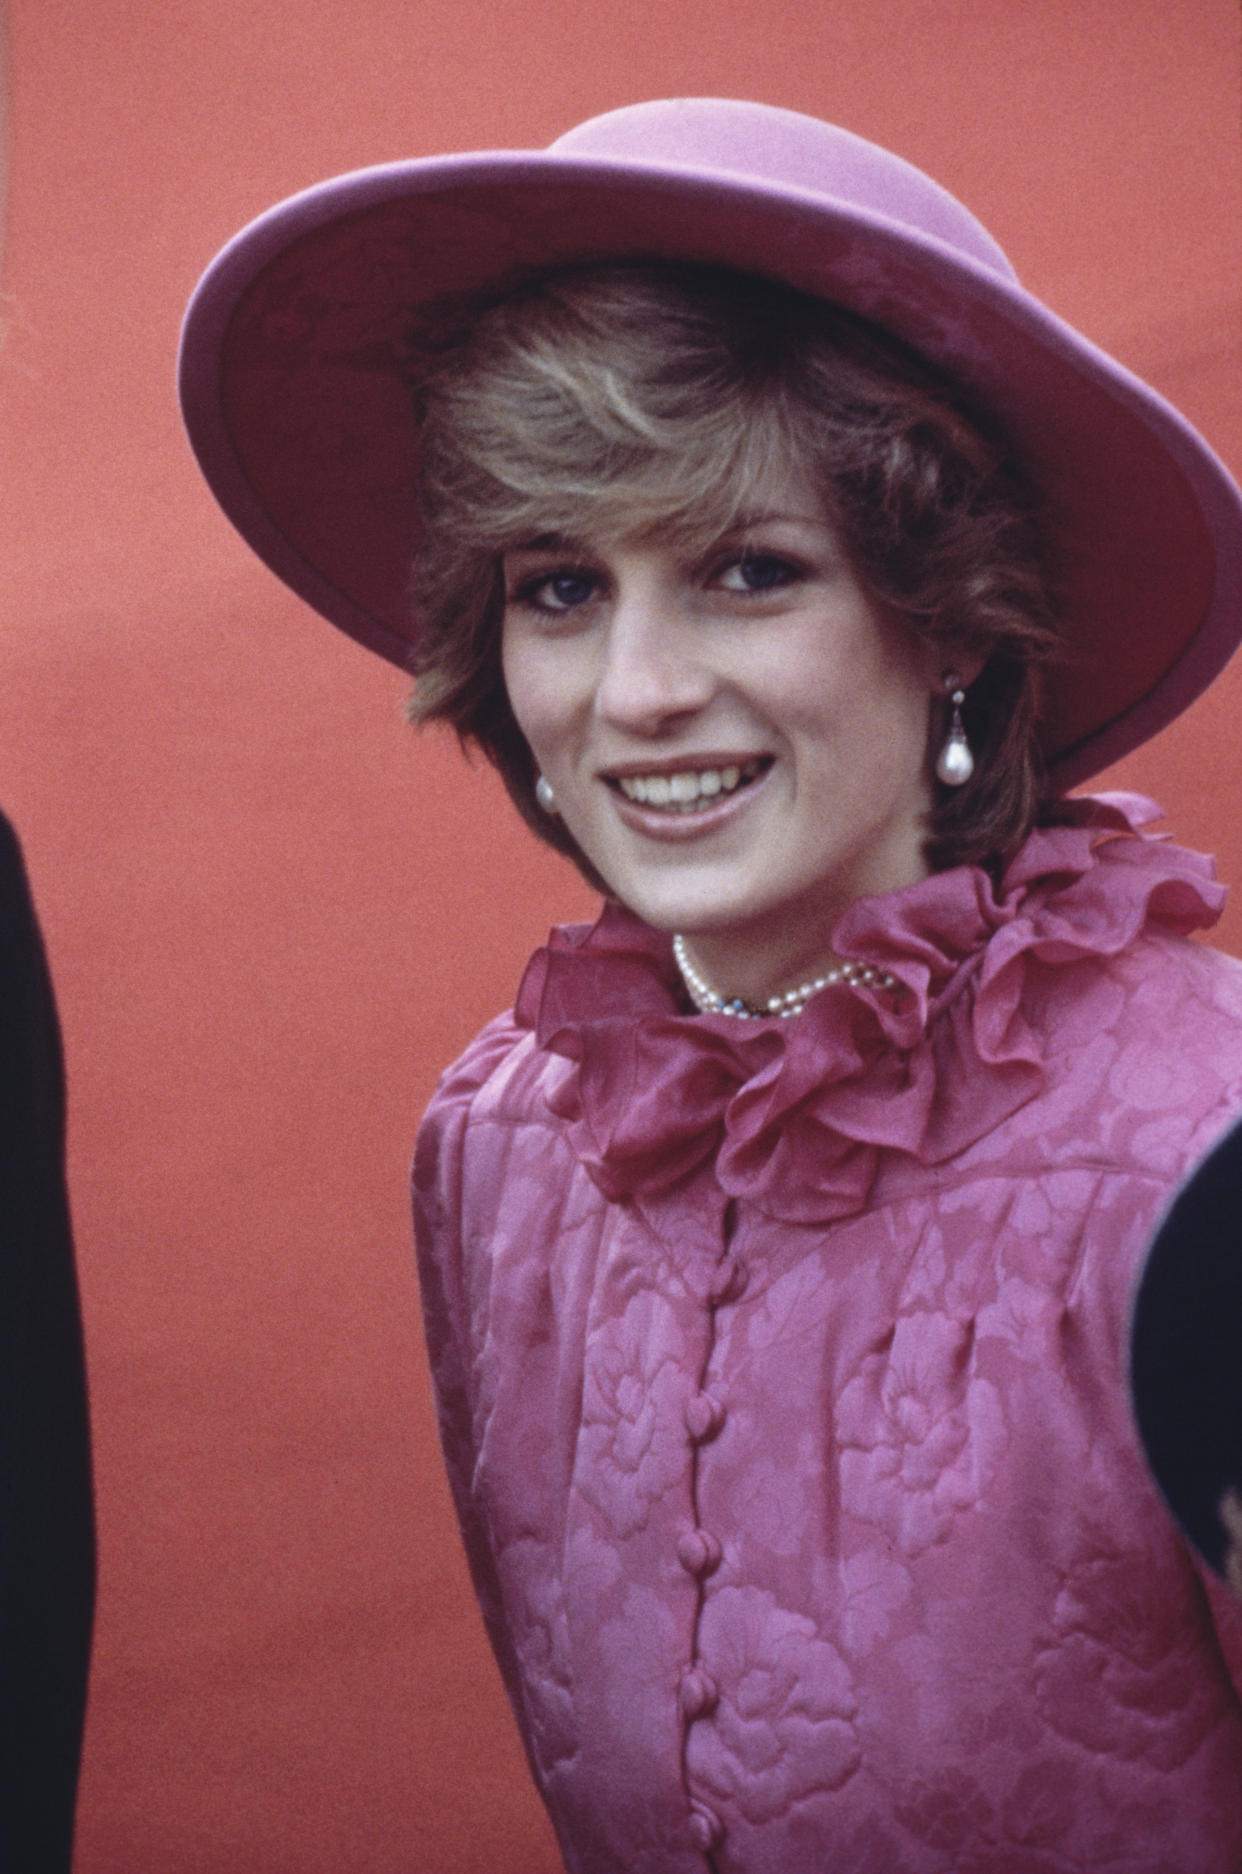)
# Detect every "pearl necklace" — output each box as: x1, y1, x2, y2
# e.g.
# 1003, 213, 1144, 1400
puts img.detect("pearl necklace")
673, 933, 898, 1019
